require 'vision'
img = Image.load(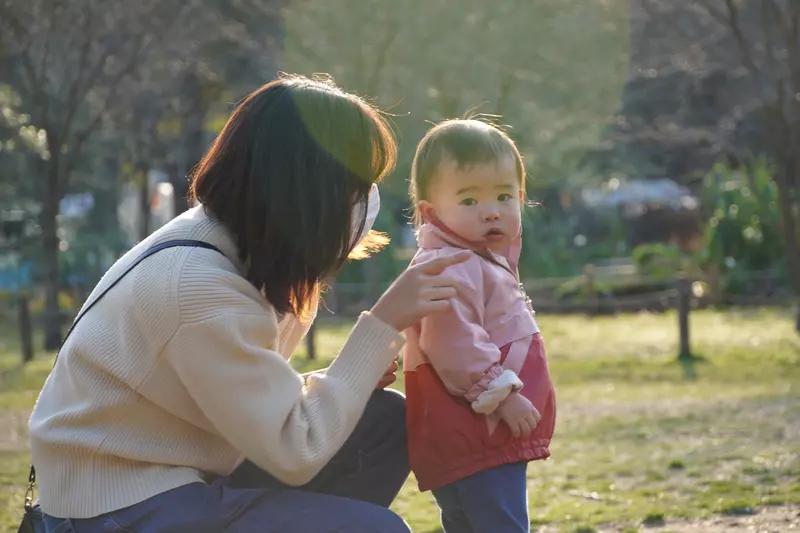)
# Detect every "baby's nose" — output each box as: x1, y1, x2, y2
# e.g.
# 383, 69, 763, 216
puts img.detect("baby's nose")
483, 210, 500, 221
